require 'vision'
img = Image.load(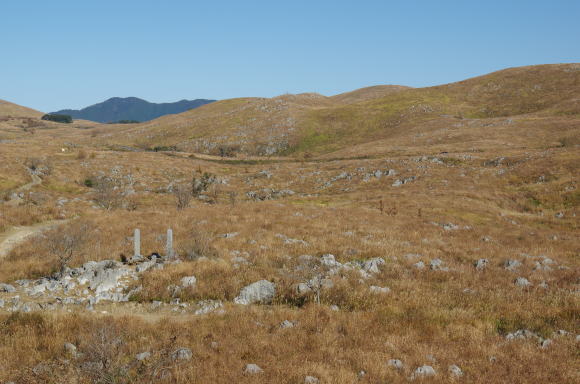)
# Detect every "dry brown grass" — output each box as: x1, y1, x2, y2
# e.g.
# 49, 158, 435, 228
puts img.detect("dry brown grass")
0, 67, 578, 382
